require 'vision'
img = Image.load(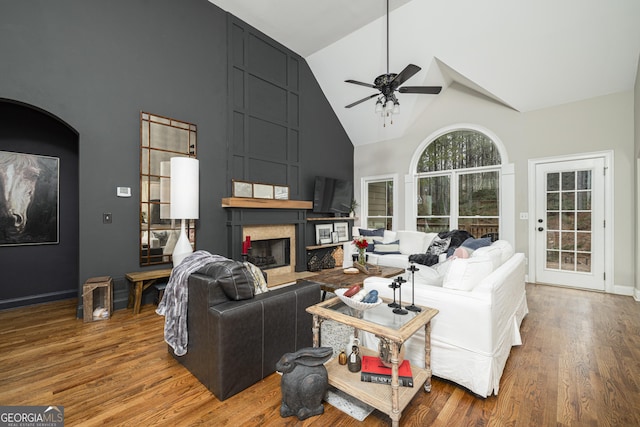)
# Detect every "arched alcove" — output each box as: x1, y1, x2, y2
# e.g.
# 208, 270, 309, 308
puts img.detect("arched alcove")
0, 98, 79, 310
